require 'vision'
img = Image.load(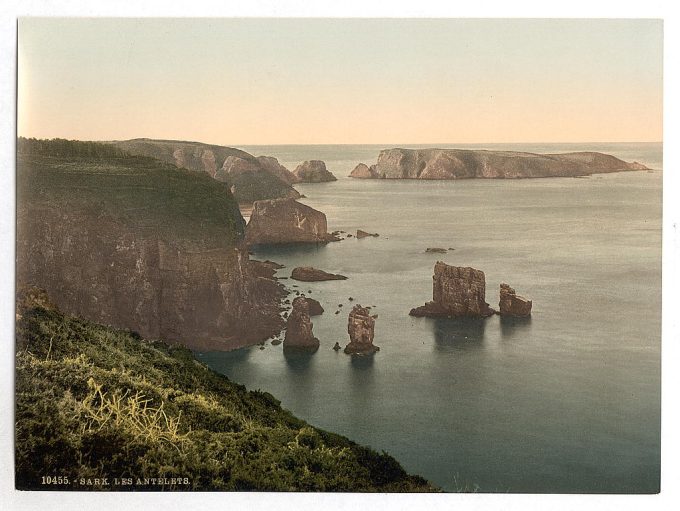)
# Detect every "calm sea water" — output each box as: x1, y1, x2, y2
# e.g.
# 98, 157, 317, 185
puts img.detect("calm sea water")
200, 143, 662, 493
